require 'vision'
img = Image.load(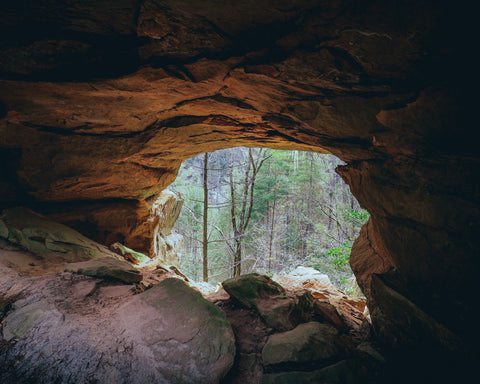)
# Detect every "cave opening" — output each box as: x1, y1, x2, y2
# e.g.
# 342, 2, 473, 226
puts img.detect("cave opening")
164, 147, 369, 294
0, 0, 476, 381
